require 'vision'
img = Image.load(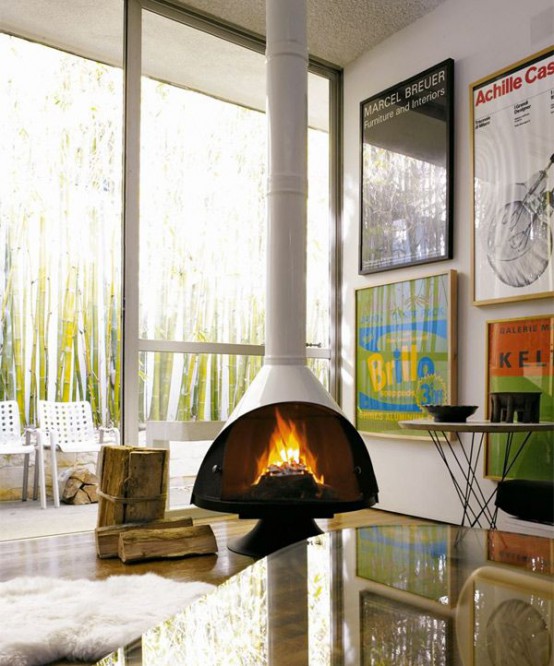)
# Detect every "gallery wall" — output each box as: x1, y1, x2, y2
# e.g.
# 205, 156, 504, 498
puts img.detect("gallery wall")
341, 0, 553, 525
